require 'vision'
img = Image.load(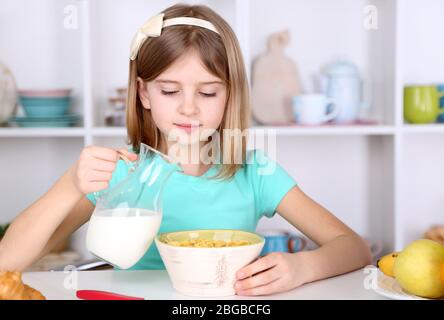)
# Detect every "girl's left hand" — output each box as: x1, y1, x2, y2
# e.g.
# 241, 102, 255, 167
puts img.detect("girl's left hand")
234, 252, 310, 296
